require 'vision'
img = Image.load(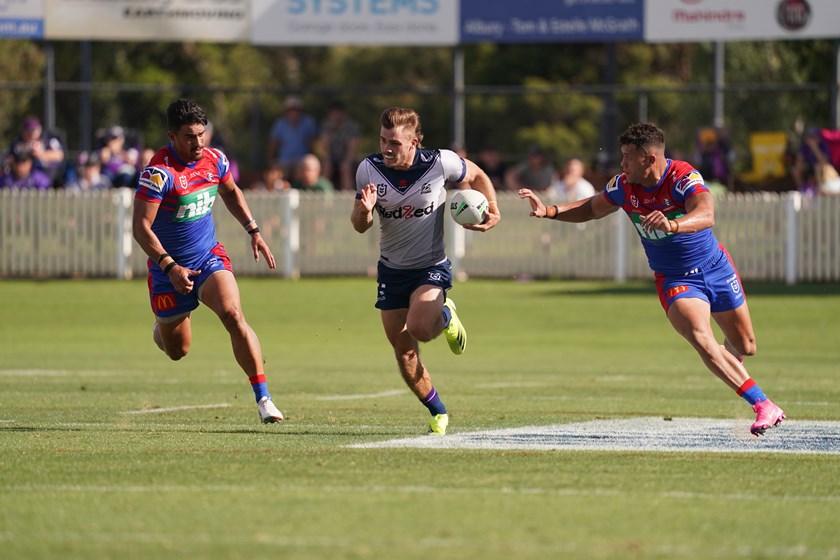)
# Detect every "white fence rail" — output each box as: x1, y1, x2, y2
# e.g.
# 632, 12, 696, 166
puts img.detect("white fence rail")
1, 189, 838, 283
